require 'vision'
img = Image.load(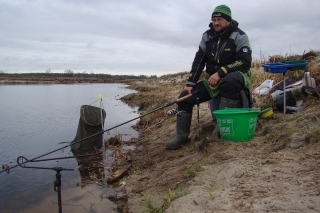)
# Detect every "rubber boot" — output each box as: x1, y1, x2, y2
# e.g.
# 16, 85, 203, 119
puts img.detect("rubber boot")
212, 97, 238, 137
165, 112, 192, 150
